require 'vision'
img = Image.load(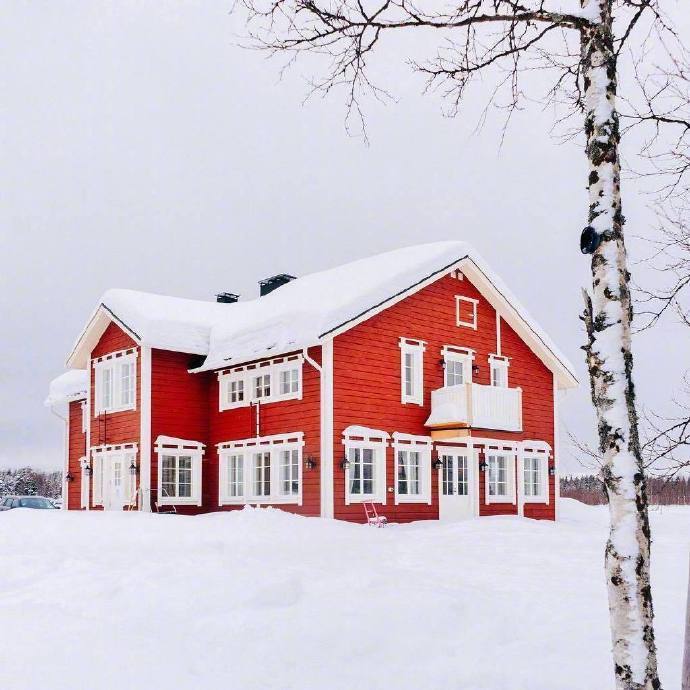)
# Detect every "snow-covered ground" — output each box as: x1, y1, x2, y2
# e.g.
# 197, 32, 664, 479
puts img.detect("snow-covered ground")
0, 499, 686, 690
